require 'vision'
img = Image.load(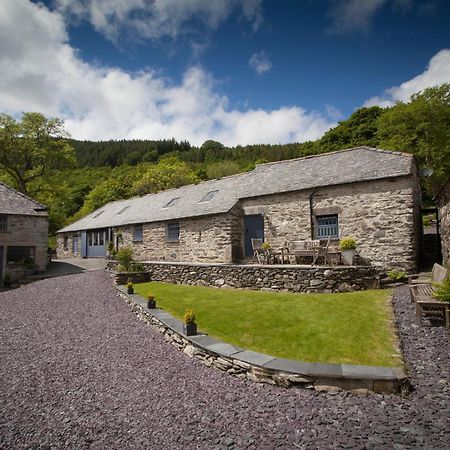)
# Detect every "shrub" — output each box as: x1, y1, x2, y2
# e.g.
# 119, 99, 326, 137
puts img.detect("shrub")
433, 277, 450, 302
127, 280, 133, 289
387, 270, 407, 282
117, 247, 133, 271
130, 262, 145, 272
262, 242, 271, 250
147, 291, 155, 300
339, 236, 357, 250
183, 308, 196, 324
107, 241, 114, 252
